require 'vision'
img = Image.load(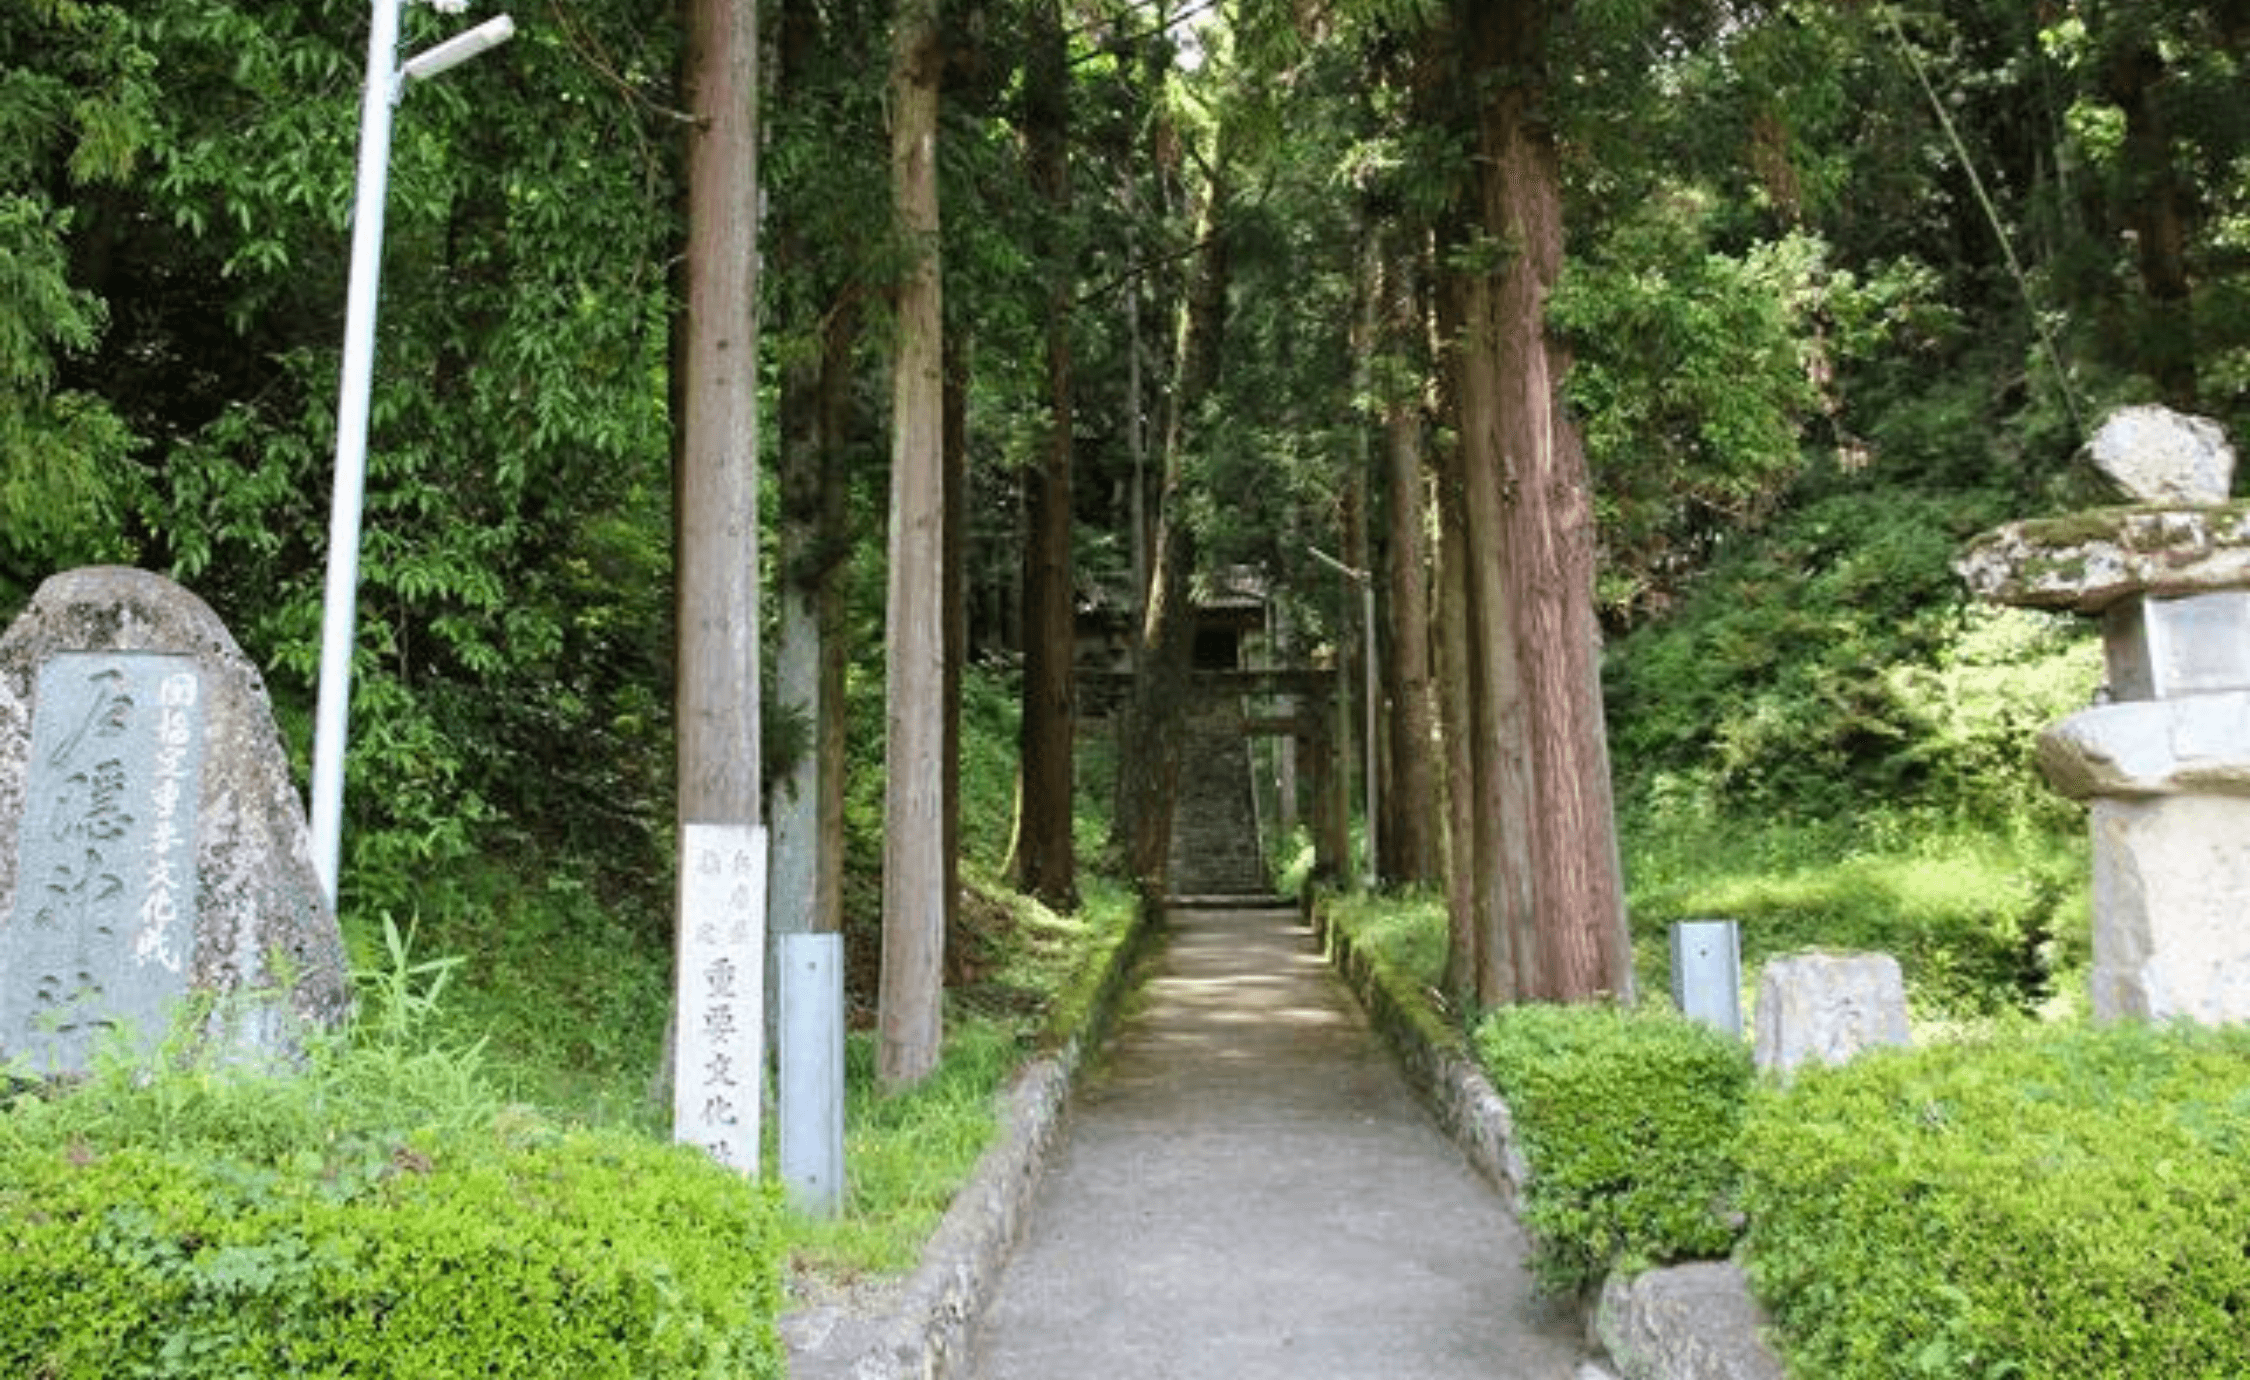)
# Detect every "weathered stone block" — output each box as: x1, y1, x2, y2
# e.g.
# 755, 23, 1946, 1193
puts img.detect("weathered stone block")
1752, 952, 1909, 1077
2102, 591, 2250, 701
1595, 1262, 1785, 1380
2089, 795, 2250, 1024
0, 567, 348, 1075
1955, 504, 2250, 614
2083, 404, 2236, 506
2038, 692, 2250, 800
